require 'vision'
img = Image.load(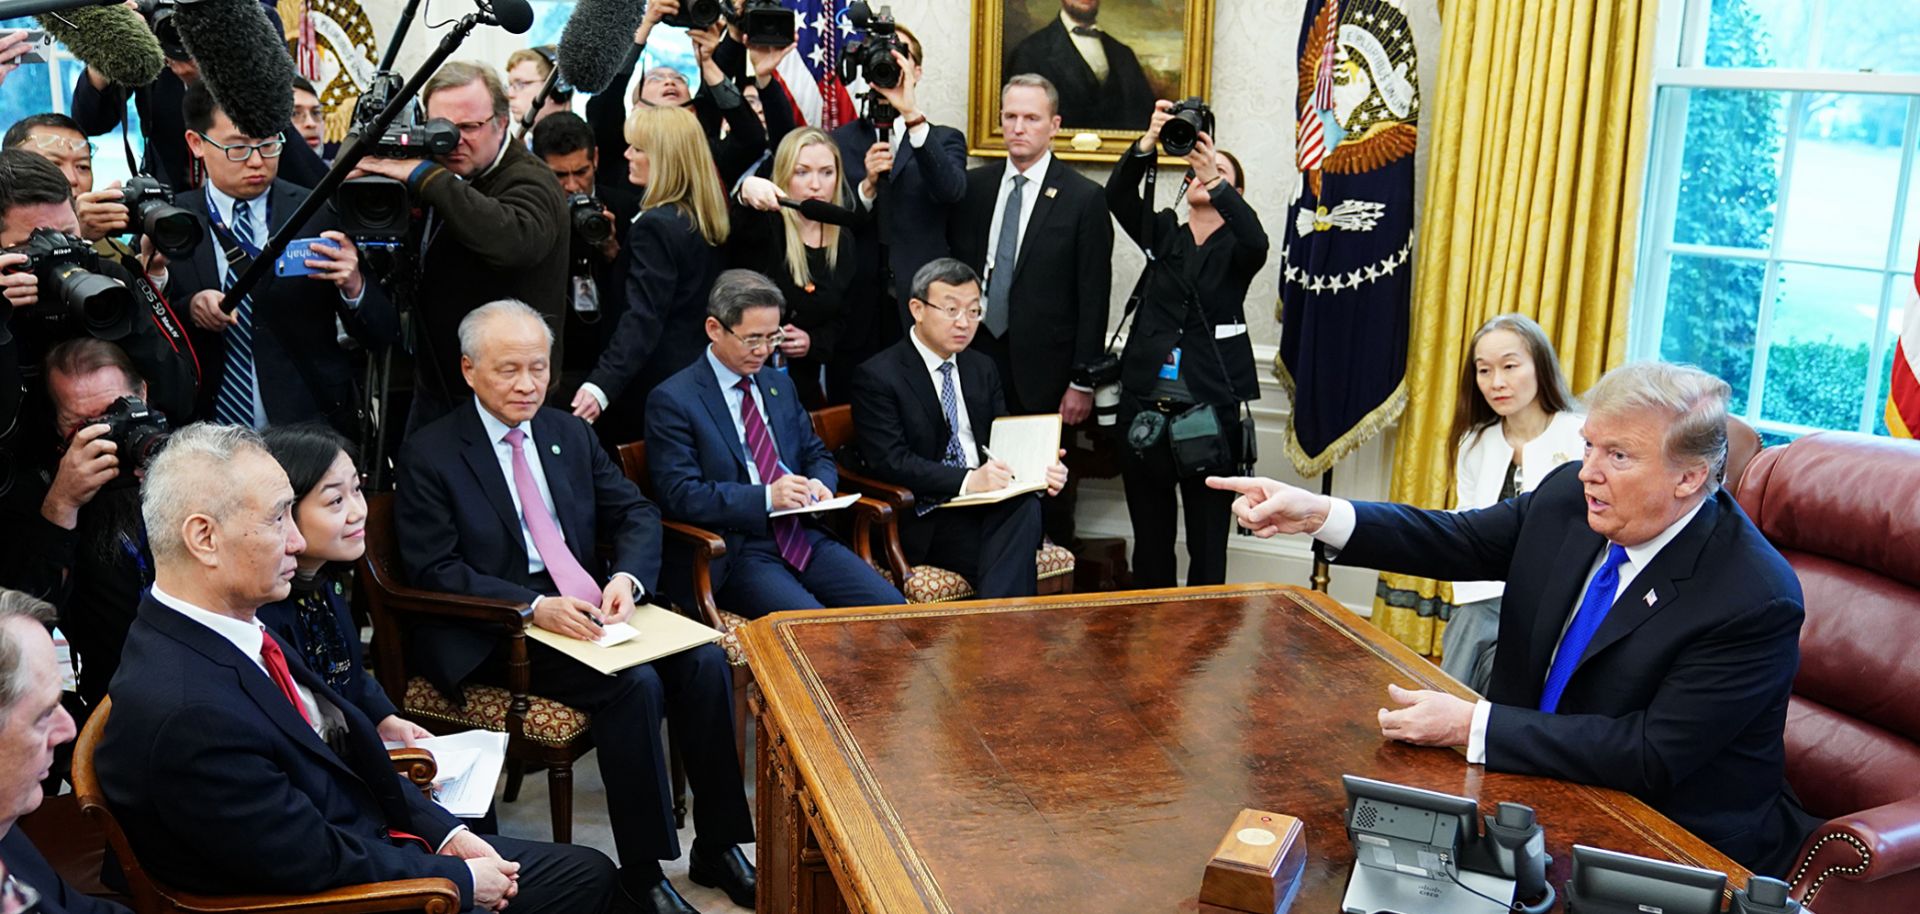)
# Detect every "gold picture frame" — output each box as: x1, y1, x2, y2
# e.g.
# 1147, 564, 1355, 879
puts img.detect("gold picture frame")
968, 0, 1216, 163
